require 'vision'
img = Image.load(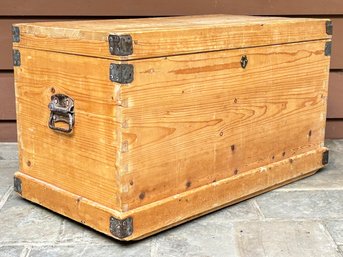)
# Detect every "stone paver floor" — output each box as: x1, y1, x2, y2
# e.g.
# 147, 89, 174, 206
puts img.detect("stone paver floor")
0, 140, 342, 257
